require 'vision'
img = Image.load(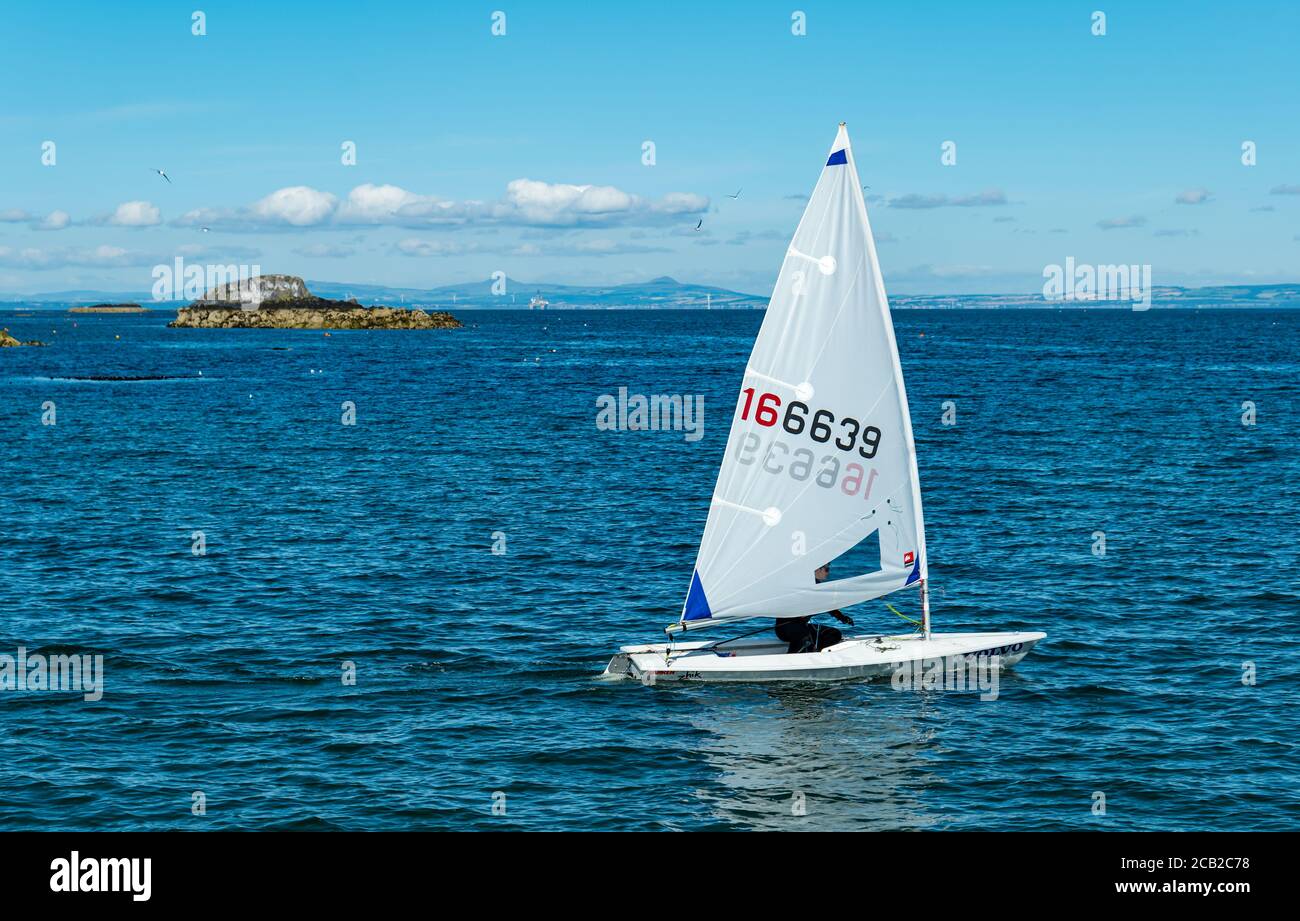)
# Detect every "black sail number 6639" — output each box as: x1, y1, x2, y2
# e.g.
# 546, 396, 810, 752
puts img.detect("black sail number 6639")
743, 388, 884, 460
